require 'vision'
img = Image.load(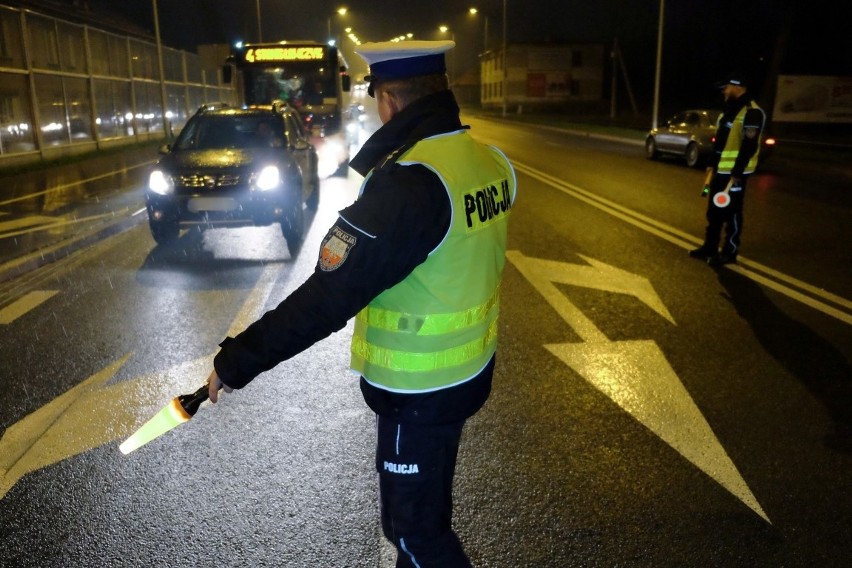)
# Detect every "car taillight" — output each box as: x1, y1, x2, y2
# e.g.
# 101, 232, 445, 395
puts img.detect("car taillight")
764, 137, 776, 146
